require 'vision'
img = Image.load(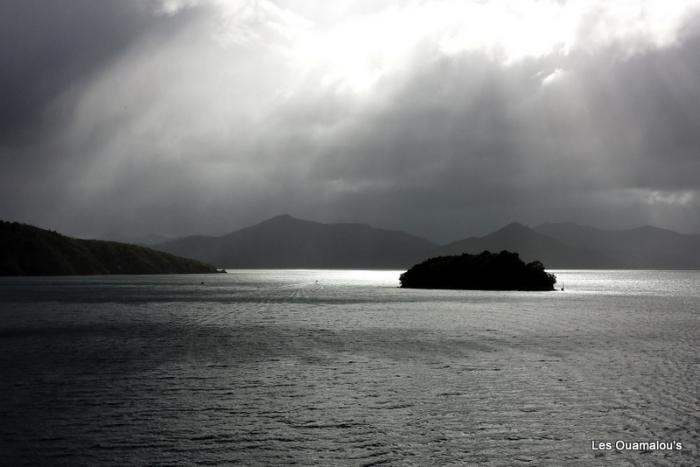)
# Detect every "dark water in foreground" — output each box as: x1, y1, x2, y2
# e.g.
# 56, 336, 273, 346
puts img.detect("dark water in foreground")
0, 270, 698, 466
